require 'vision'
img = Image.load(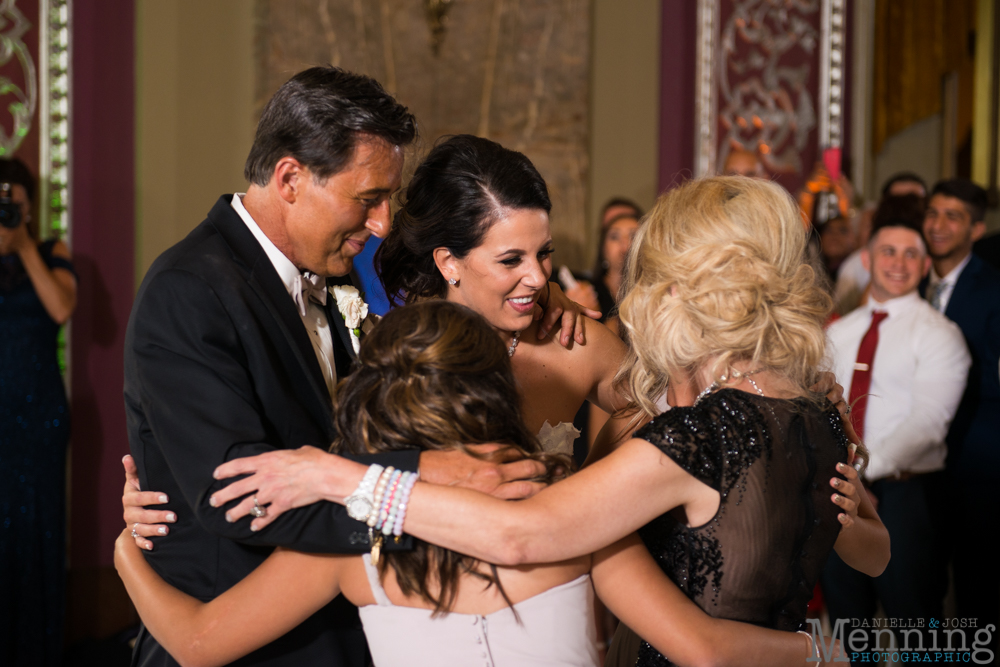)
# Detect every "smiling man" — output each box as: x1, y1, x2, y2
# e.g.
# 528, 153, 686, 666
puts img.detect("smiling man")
822, 199, 970, 659
922, 179, 1000, 655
